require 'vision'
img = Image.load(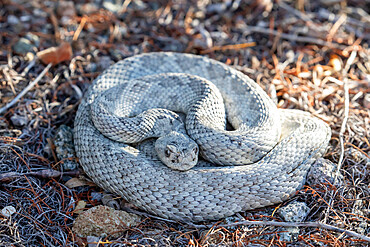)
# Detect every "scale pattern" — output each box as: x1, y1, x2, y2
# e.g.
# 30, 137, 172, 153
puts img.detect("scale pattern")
74, 52, 331, 222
